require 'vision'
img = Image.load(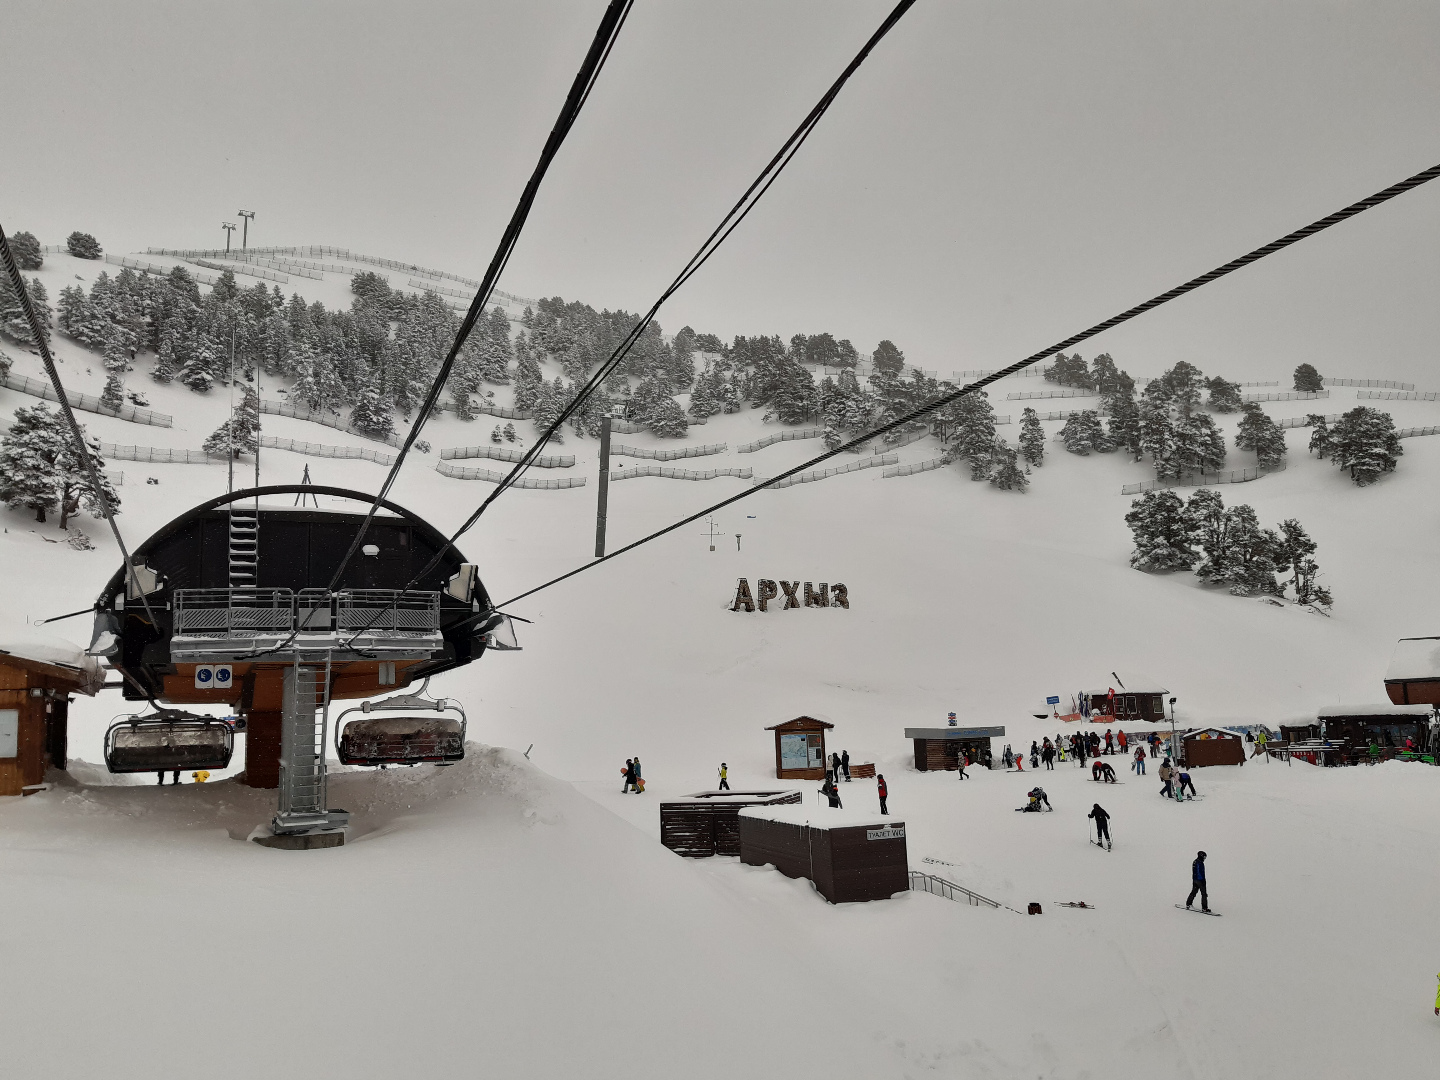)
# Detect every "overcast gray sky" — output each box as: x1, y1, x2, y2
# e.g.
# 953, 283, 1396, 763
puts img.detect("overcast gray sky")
5, 1, 1438, 383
